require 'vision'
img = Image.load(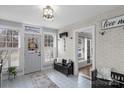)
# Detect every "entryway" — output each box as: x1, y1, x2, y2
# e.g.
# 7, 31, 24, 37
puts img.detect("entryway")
74, 26, 95, 80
